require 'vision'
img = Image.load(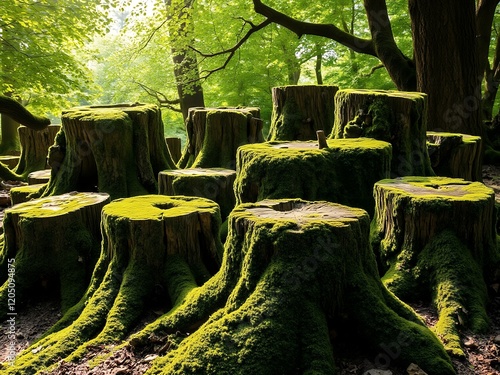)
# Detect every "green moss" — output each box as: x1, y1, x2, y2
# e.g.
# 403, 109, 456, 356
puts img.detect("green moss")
332, 89, 433, 177
235, 138, 392, 216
